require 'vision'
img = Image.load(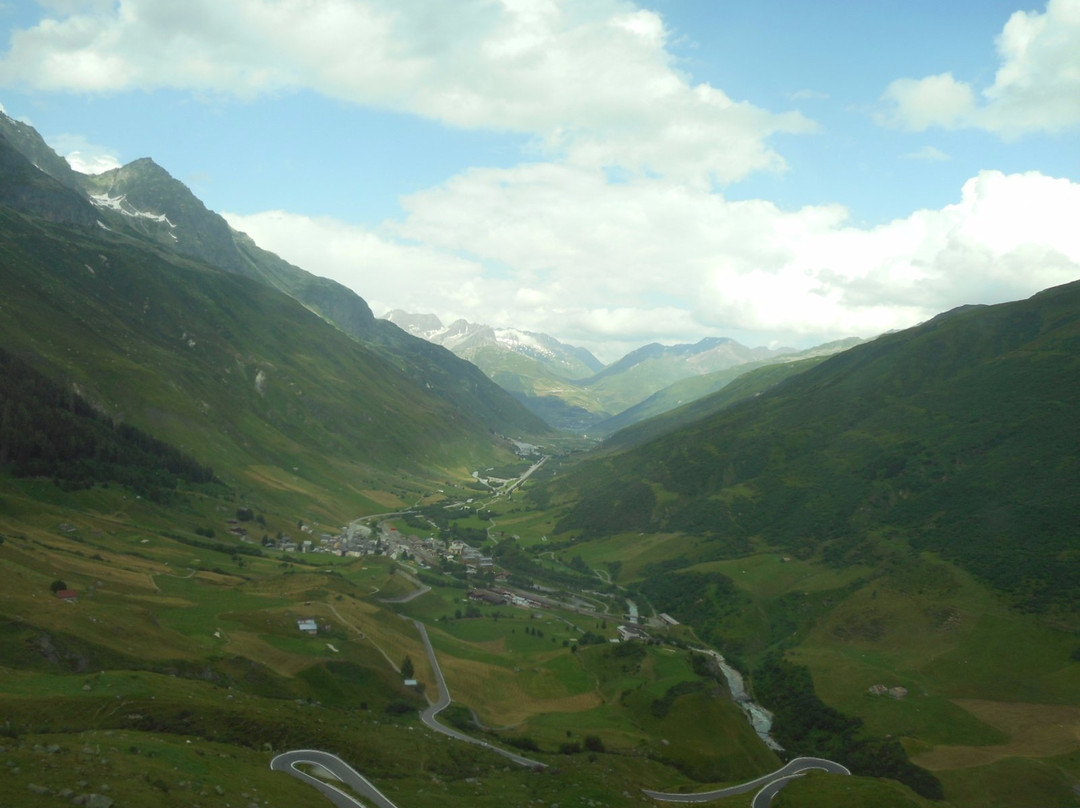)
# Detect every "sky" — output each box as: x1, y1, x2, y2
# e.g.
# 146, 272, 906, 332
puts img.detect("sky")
1, 1, 1079, 362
